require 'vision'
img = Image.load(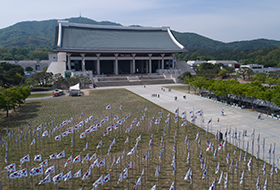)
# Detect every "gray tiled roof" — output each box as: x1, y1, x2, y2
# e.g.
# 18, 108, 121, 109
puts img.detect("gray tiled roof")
55, 22, 185, 53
